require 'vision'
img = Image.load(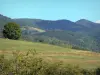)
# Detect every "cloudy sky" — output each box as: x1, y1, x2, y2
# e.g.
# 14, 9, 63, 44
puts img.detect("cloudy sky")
0, 0, 100, 22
